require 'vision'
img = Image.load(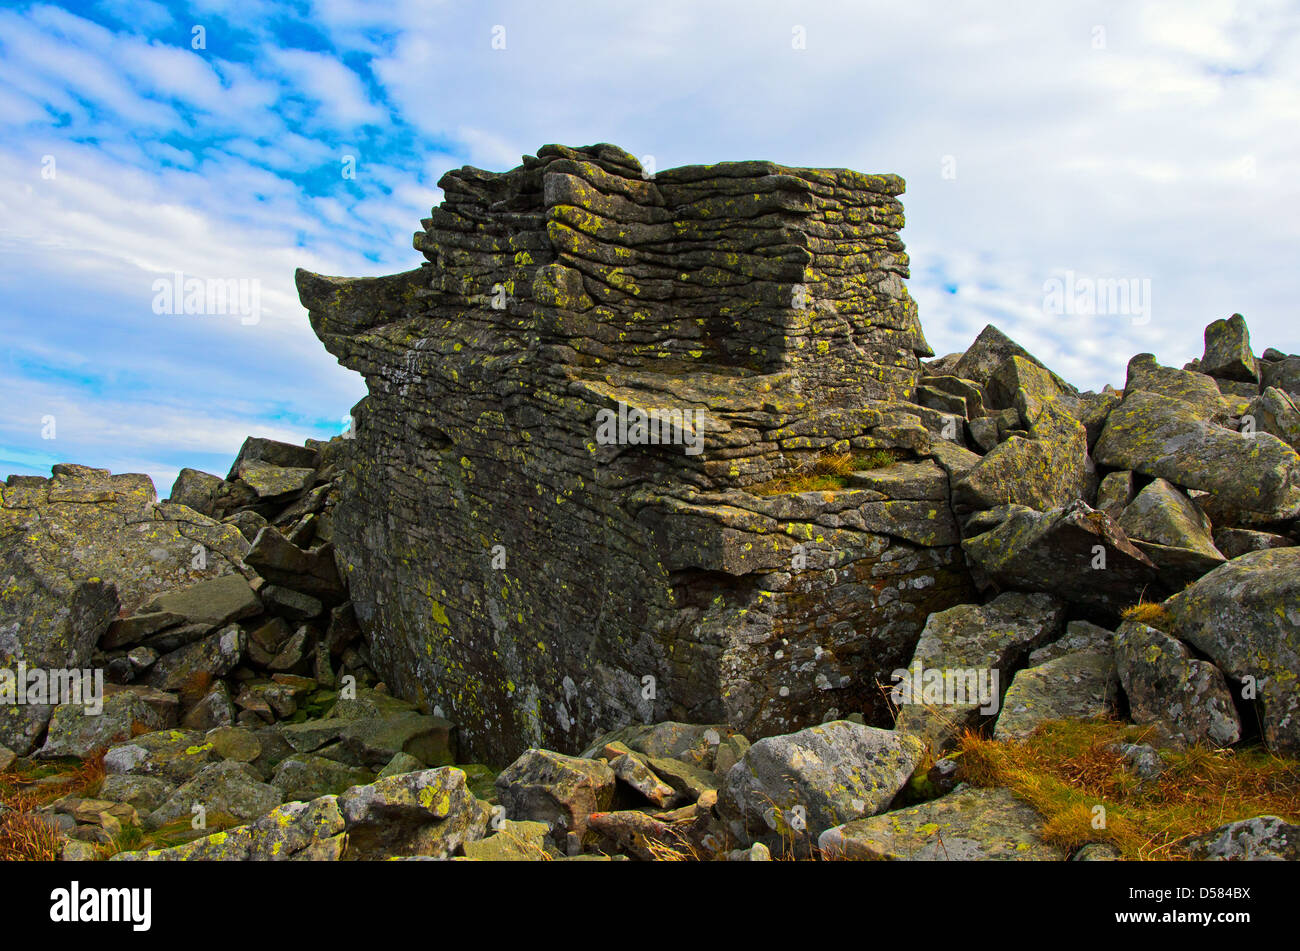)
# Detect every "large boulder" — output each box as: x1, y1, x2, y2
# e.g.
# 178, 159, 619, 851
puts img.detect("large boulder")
495, 748, 616, 846
1117, 478, 1226, 584
1123, 354, 1228, 421
1164, 549, 1300, 754
36, 689, 173, 759
295, 148, 973, 759
147, 760, 283, 828
140, 574, 261, 630
1245, 387, 1300, 451
338, 767, 490, 859
1201, 313, 1258, 383
243, 528, 346, 603
994, 649, 1119, 741
819, 785, 1067, 860
167, 468, 256, 519
1113, 621, 1241, 748
720, 720, 923, 854
962, 502, 1158, 613
1095, 390, 1299, 514
114, 795, 346, 861
894, 592, 1065, 751
104, 729, 217, 784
